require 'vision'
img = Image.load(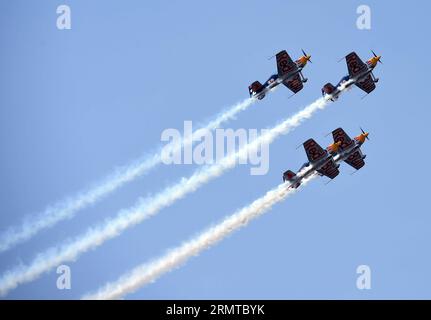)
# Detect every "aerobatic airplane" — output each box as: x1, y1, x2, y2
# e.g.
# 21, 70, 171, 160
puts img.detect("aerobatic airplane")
328, 127, 369, 171
248, 49, 311, 100
283, 127, 369, 188
322, 51, 382, 101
